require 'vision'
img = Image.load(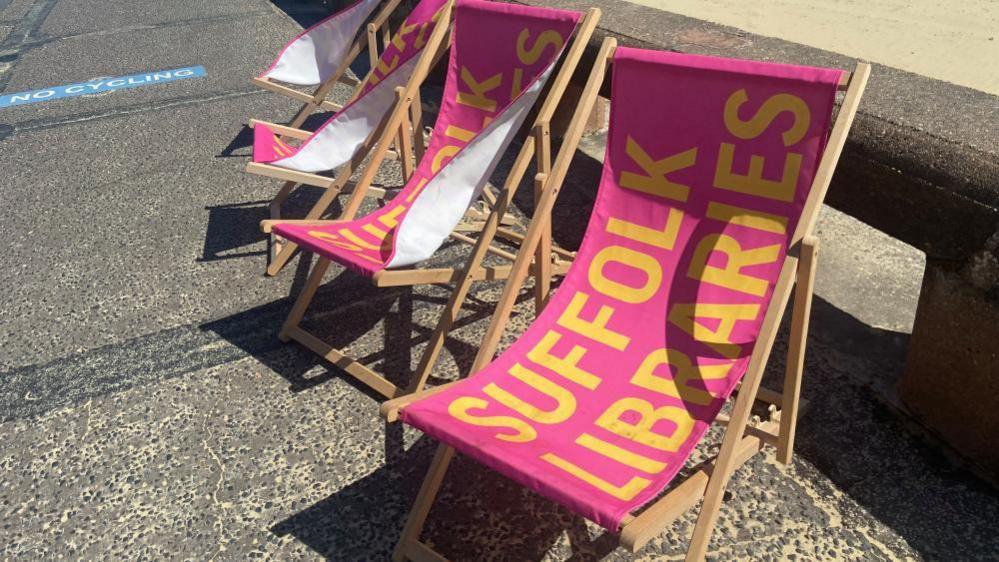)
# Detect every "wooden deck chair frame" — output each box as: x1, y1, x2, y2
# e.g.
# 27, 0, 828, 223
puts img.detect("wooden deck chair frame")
380, 37, 871, 562
259, 8, 602, 400
250, 1, 456, 274
251, 0, 405, 130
